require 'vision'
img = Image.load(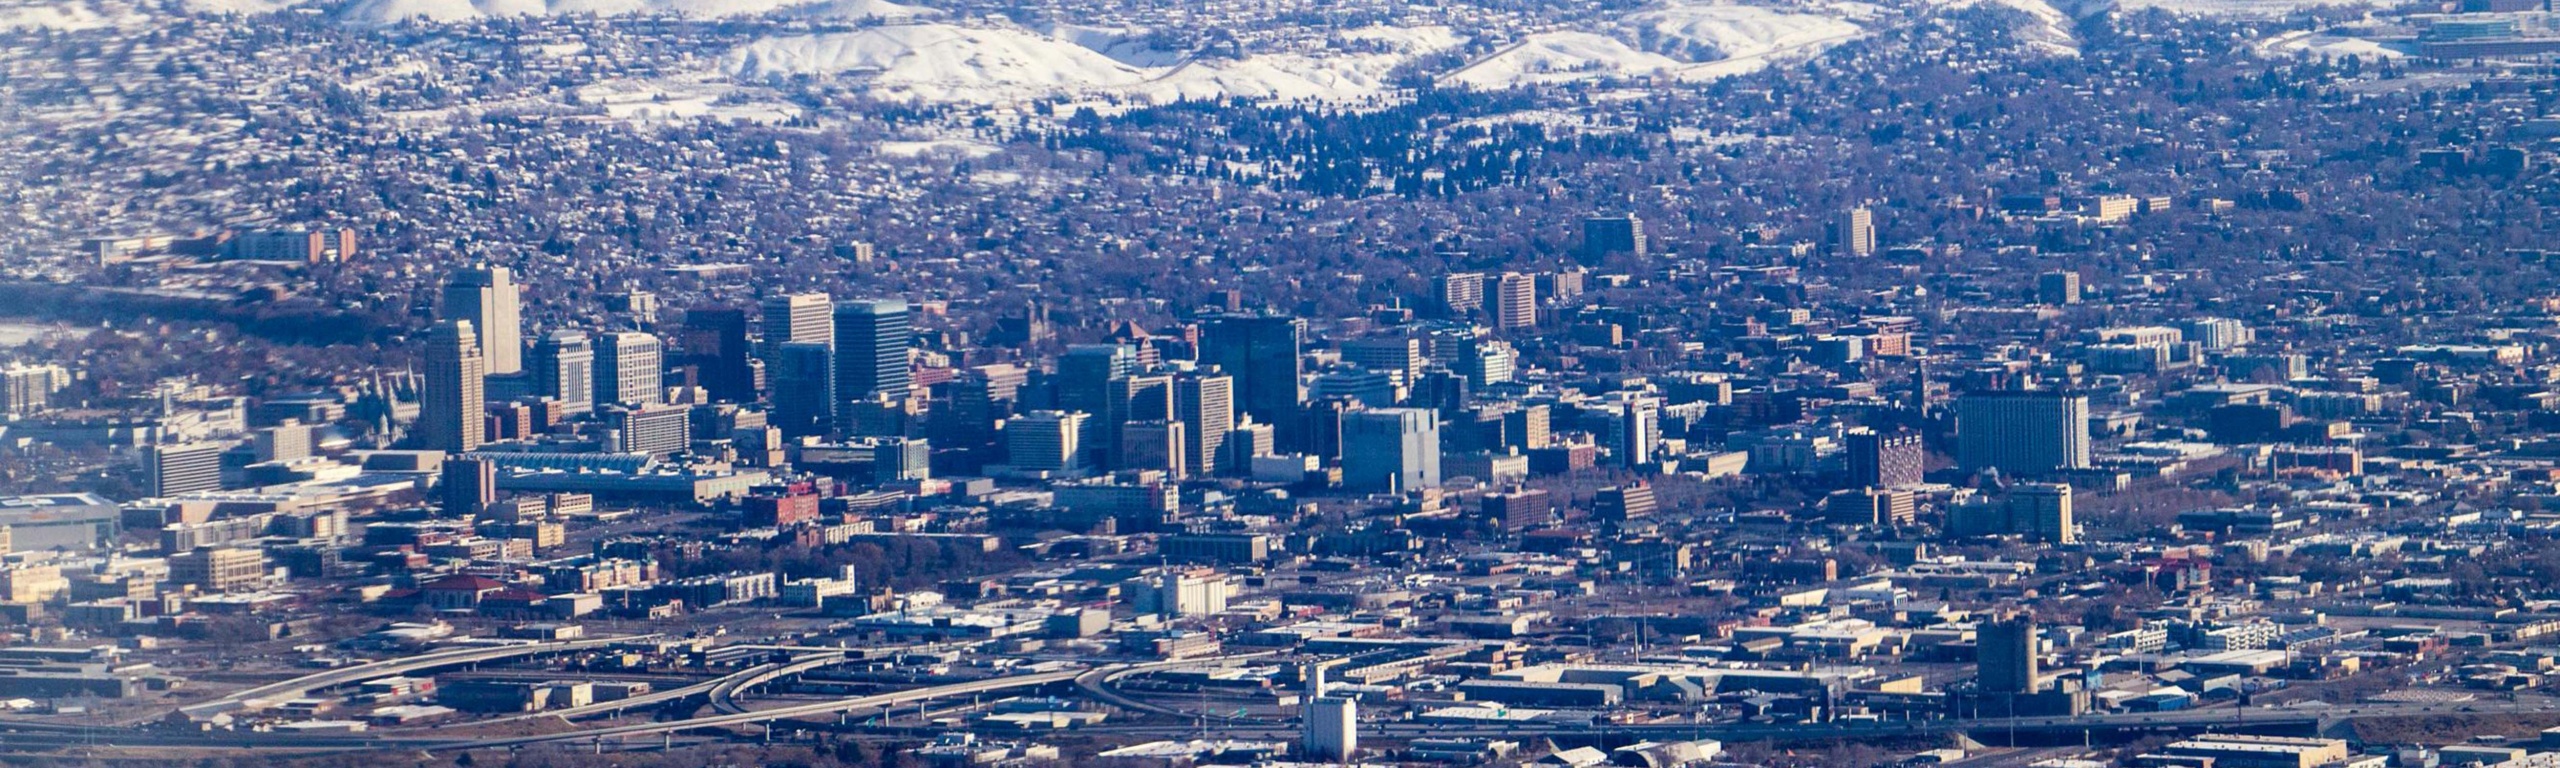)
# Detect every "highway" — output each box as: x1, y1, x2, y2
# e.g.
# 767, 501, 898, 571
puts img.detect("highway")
423, 667, 1090, 751
178, 634, 658, 720
1072, 652, 1280, 720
